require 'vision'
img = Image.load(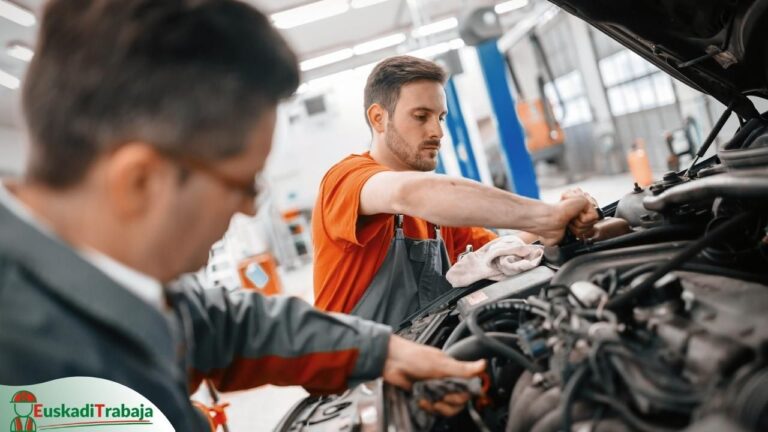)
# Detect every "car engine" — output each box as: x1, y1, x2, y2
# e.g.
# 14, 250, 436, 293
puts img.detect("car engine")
277, 112, 768, 432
